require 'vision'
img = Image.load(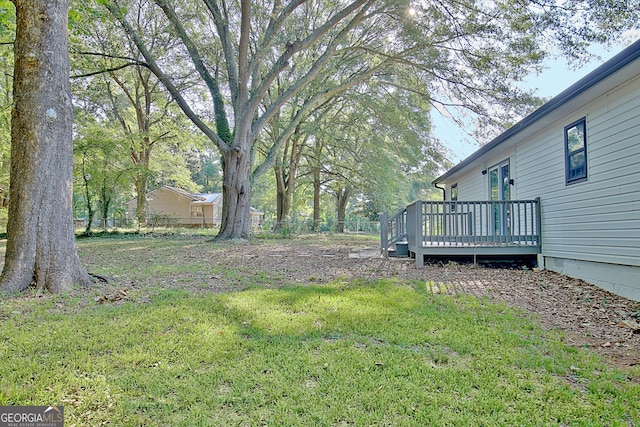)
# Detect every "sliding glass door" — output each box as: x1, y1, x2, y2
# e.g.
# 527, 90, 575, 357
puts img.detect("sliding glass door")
489, 160, 510, 236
